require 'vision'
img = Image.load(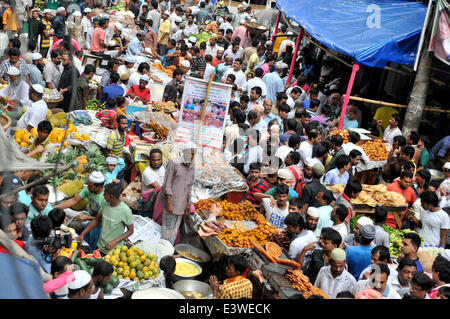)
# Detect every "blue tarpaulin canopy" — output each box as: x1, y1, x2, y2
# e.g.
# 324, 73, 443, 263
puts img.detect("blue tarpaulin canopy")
276, 0, 428, 68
